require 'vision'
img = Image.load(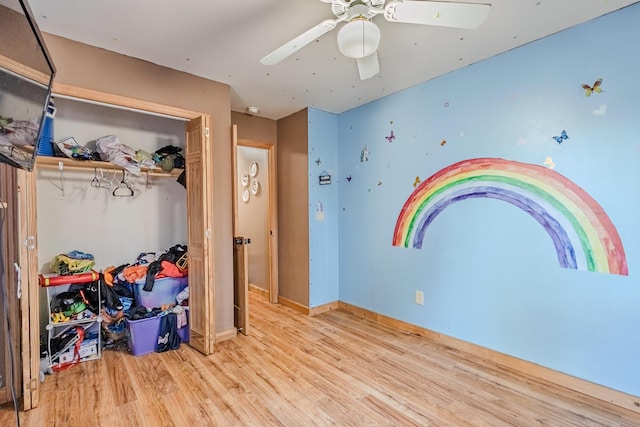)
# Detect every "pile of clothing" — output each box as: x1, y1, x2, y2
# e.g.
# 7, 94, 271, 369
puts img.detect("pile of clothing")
50, 250, 96, 276
0, 116, 39, 147
51, 133, 185, 178
100, 244, 188, 351
94, 135, 156, 175
104, 243, 188, 292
